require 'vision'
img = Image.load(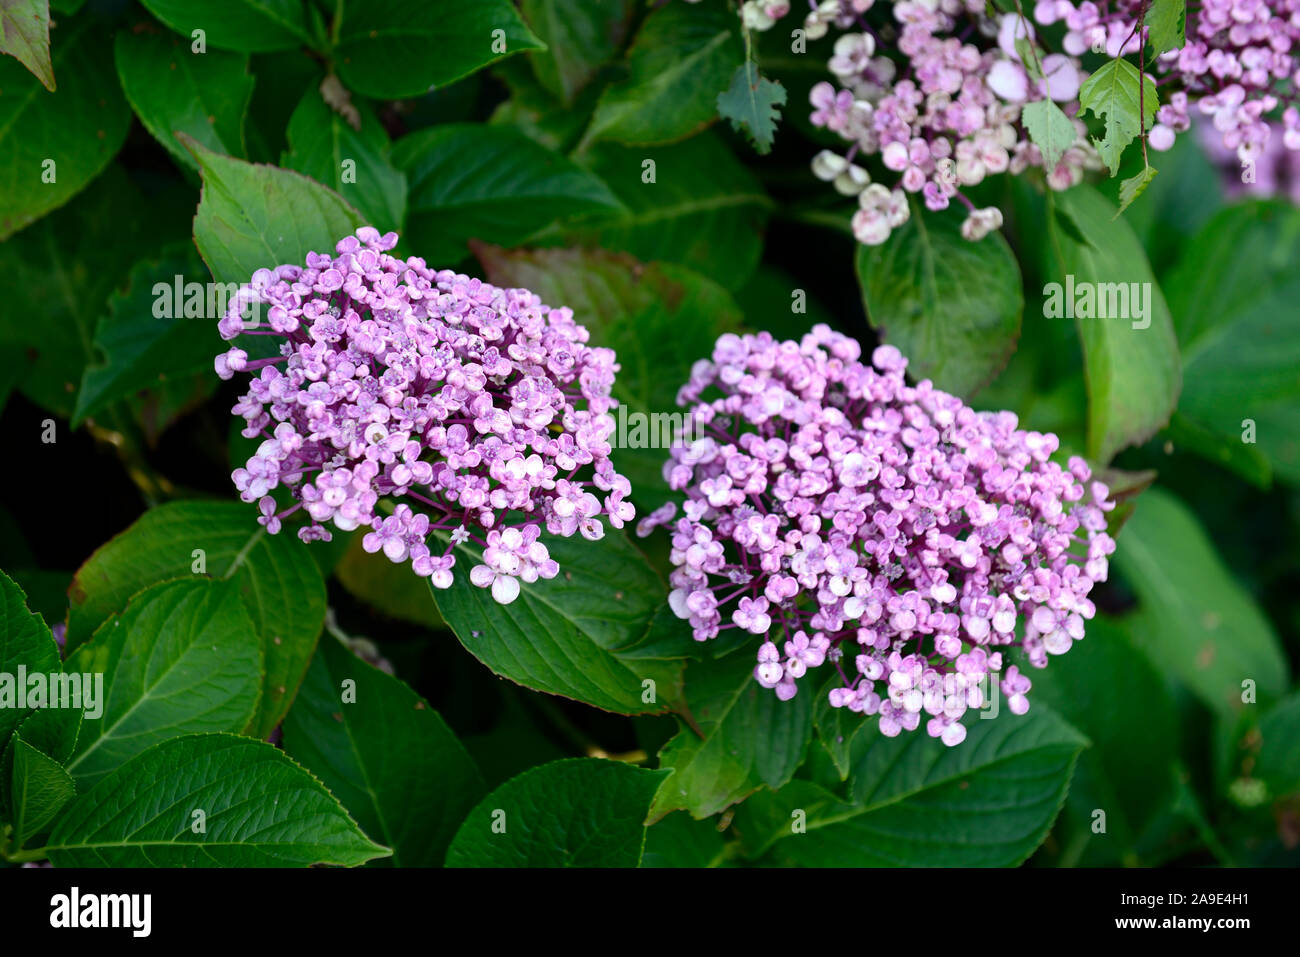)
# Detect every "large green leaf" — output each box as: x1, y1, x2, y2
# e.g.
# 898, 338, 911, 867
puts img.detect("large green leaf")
1114, 487, 1289, 716
391, 123, 623, 266
281, 84, 406, 234
1028, 615, 1178, 864
0, 0, 53, 90
0, 166, 178, 416
1254, 693, 1300, 797
66, 500, 327, 738
856, 202, 1023, 396
813, 674, 869, 780
431, 531, 683, 715
1162, 201, 1300, 485
641, 810, 729, 867
333, 0, 542, 99
139, 0, 314, 53
0, 16, 130, 240
474, 243, 743, 510
733, 707, 1088, 866
563, 134, 771, 291
9, 733, 75, 847
184, 133, 366, 287
0, 569, 60, 753
1048, 185, 1181, 463
282, 635, 486, 867
73, 243, 217, 426
587, 0, 741, 146
114, 29, 252, 171
64, 579, 261, 789
650, 651, 813, 821
445, 758, 668, 867
46, 733, 389, 866
521, 0, 631, 104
